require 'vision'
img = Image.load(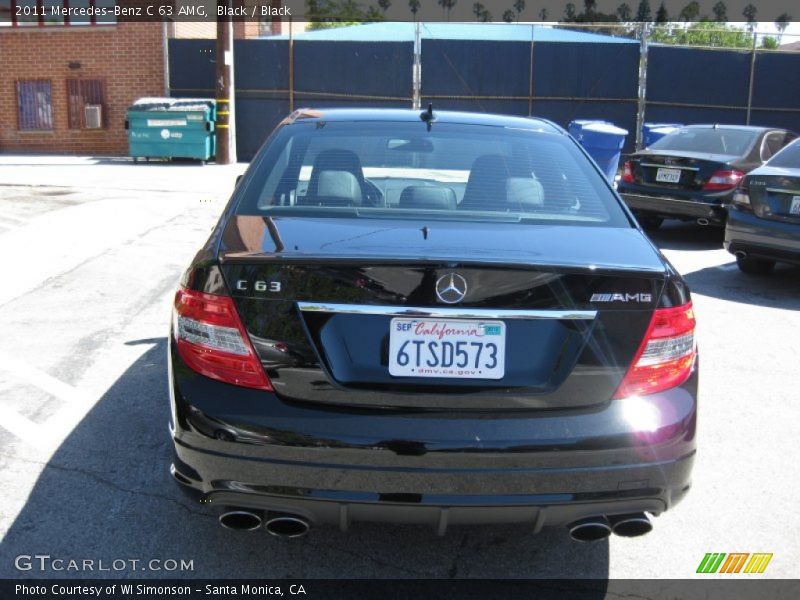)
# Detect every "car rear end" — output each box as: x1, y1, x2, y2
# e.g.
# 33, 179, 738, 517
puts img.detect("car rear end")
168, 110, 698, 540
619, 126, 764, 227
725, 140, 800, 273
